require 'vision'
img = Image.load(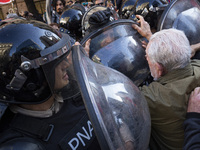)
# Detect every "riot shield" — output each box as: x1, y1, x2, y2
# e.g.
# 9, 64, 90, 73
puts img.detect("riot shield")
46, 0, 53, 24
81, 19, 150, 86
157, 0, 200, 45
72, 45, 151, 150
